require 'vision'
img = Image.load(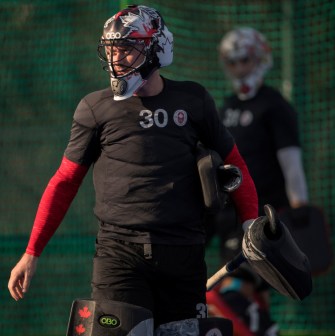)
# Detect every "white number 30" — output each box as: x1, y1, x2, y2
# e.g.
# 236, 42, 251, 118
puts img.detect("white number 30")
139, 109, 187, 128
139, 109, 168, 128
